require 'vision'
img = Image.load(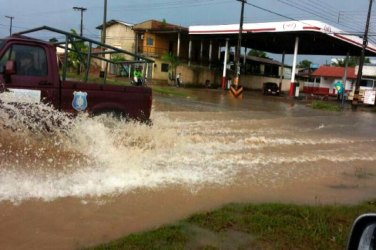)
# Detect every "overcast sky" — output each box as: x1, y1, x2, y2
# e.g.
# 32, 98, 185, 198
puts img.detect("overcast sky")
1, 0, 375, 64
